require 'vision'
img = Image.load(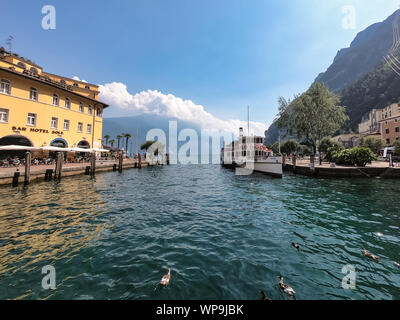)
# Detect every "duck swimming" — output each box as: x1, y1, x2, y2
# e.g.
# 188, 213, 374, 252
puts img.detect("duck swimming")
278, 275, 296, 298
292, 242, 300, 251
362, 248, 379, 261
160, 268, 171, 286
